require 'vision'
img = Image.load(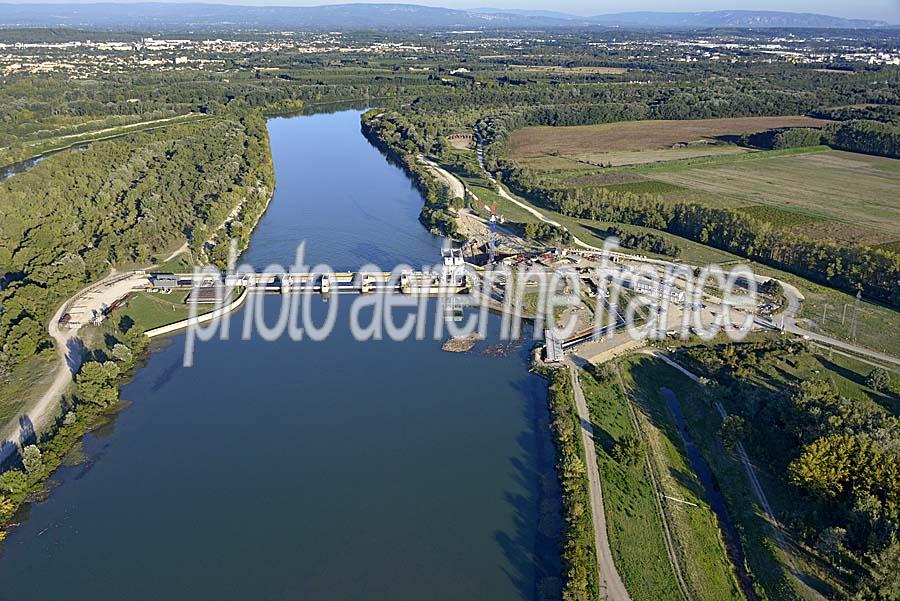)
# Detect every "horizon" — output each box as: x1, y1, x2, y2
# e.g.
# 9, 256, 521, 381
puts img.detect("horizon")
0, 0, 897, 23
